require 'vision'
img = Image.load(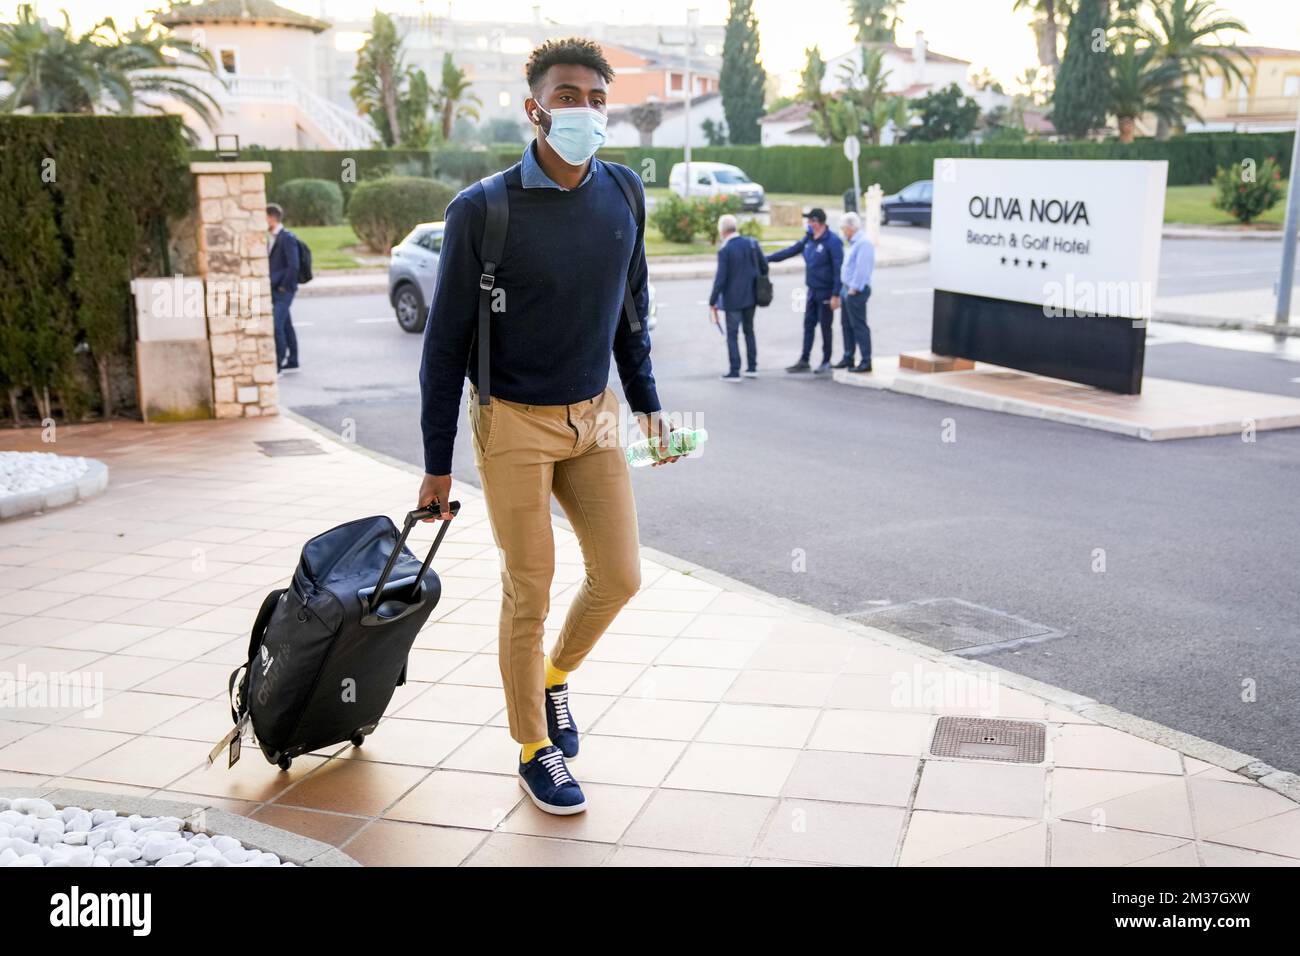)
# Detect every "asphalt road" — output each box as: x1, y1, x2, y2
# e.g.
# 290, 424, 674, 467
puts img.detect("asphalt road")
281, 230, 1300, 773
